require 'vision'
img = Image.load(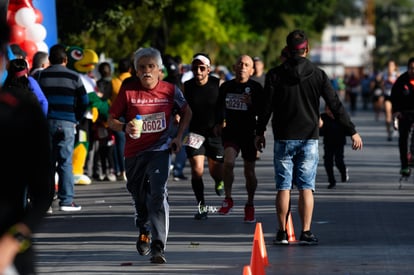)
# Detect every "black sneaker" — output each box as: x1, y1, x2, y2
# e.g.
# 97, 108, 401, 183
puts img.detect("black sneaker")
273, 230, 288, 245
194, 205, 208, 220
327, 182, 336, 189
136, 232, 151, 256
299, 230, 318, 245
150, 240, 166, 264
